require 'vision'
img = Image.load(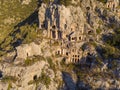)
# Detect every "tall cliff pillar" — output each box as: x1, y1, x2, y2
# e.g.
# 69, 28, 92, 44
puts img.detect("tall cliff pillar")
38, 16, 41, 29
